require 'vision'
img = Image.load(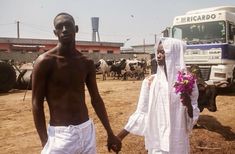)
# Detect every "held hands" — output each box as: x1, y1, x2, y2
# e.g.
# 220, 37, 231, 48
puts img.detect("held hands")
107, 134, 122, 153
